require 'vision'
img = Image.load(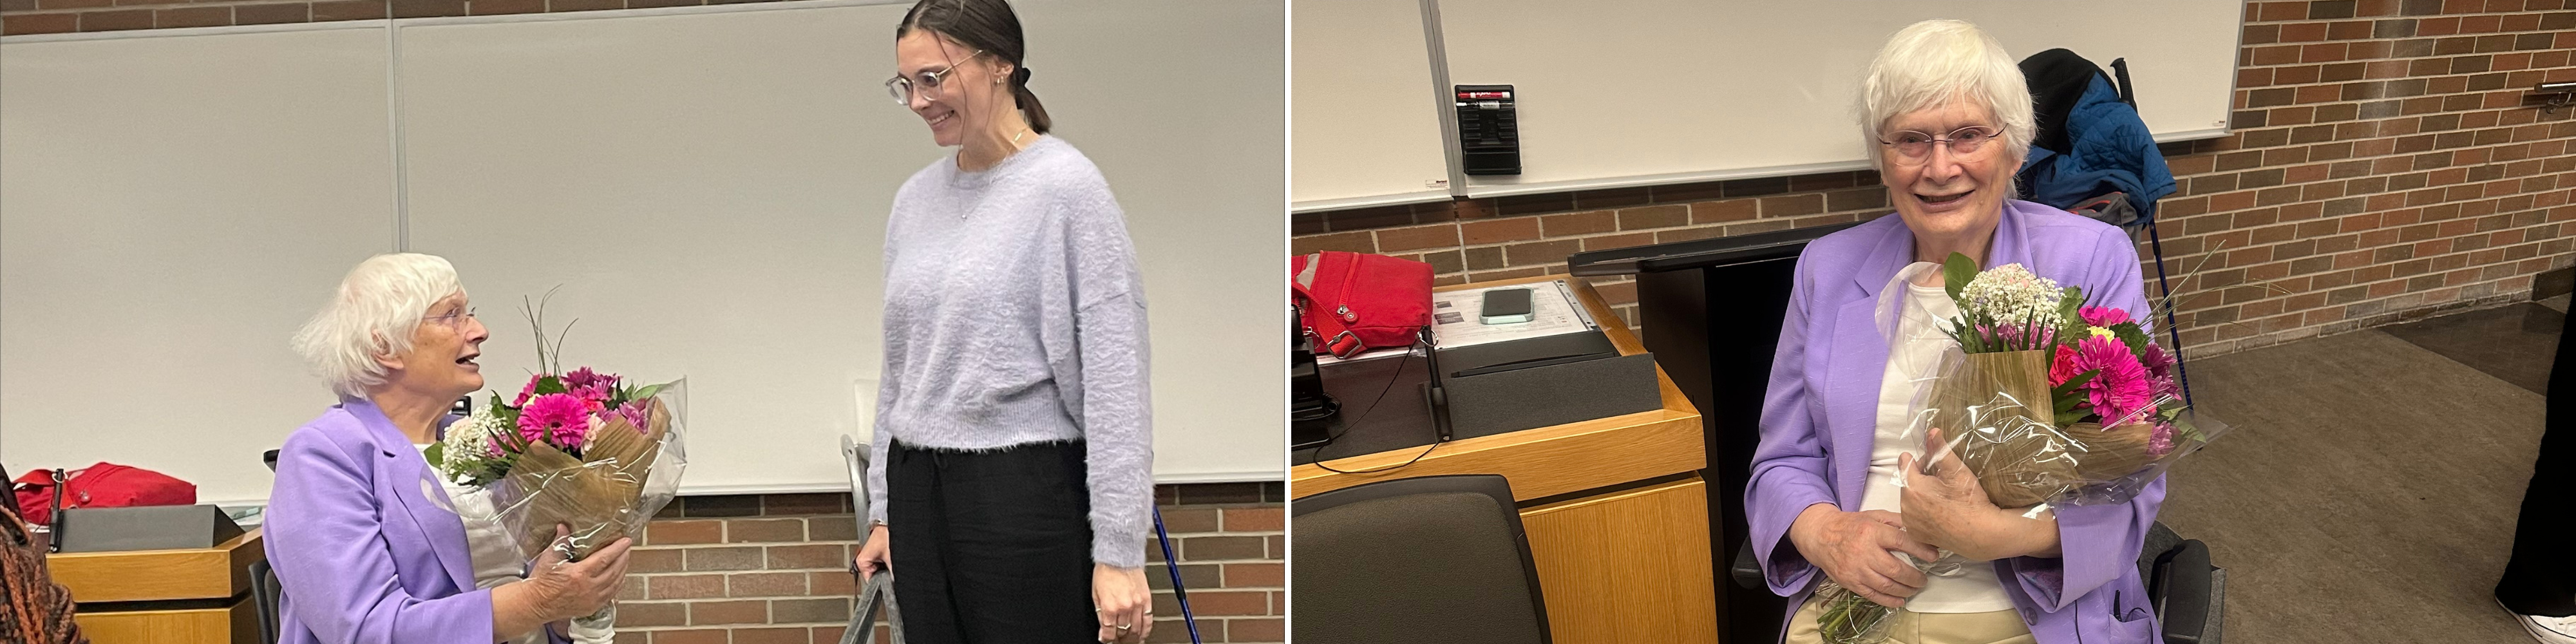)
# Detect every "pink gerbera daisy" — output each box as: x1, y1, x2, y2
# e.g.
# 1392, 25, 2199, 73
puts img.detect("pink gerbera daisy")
517, 393, 592, 448
2079, 306, 2134, 328
2070, 335, 2154, 423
